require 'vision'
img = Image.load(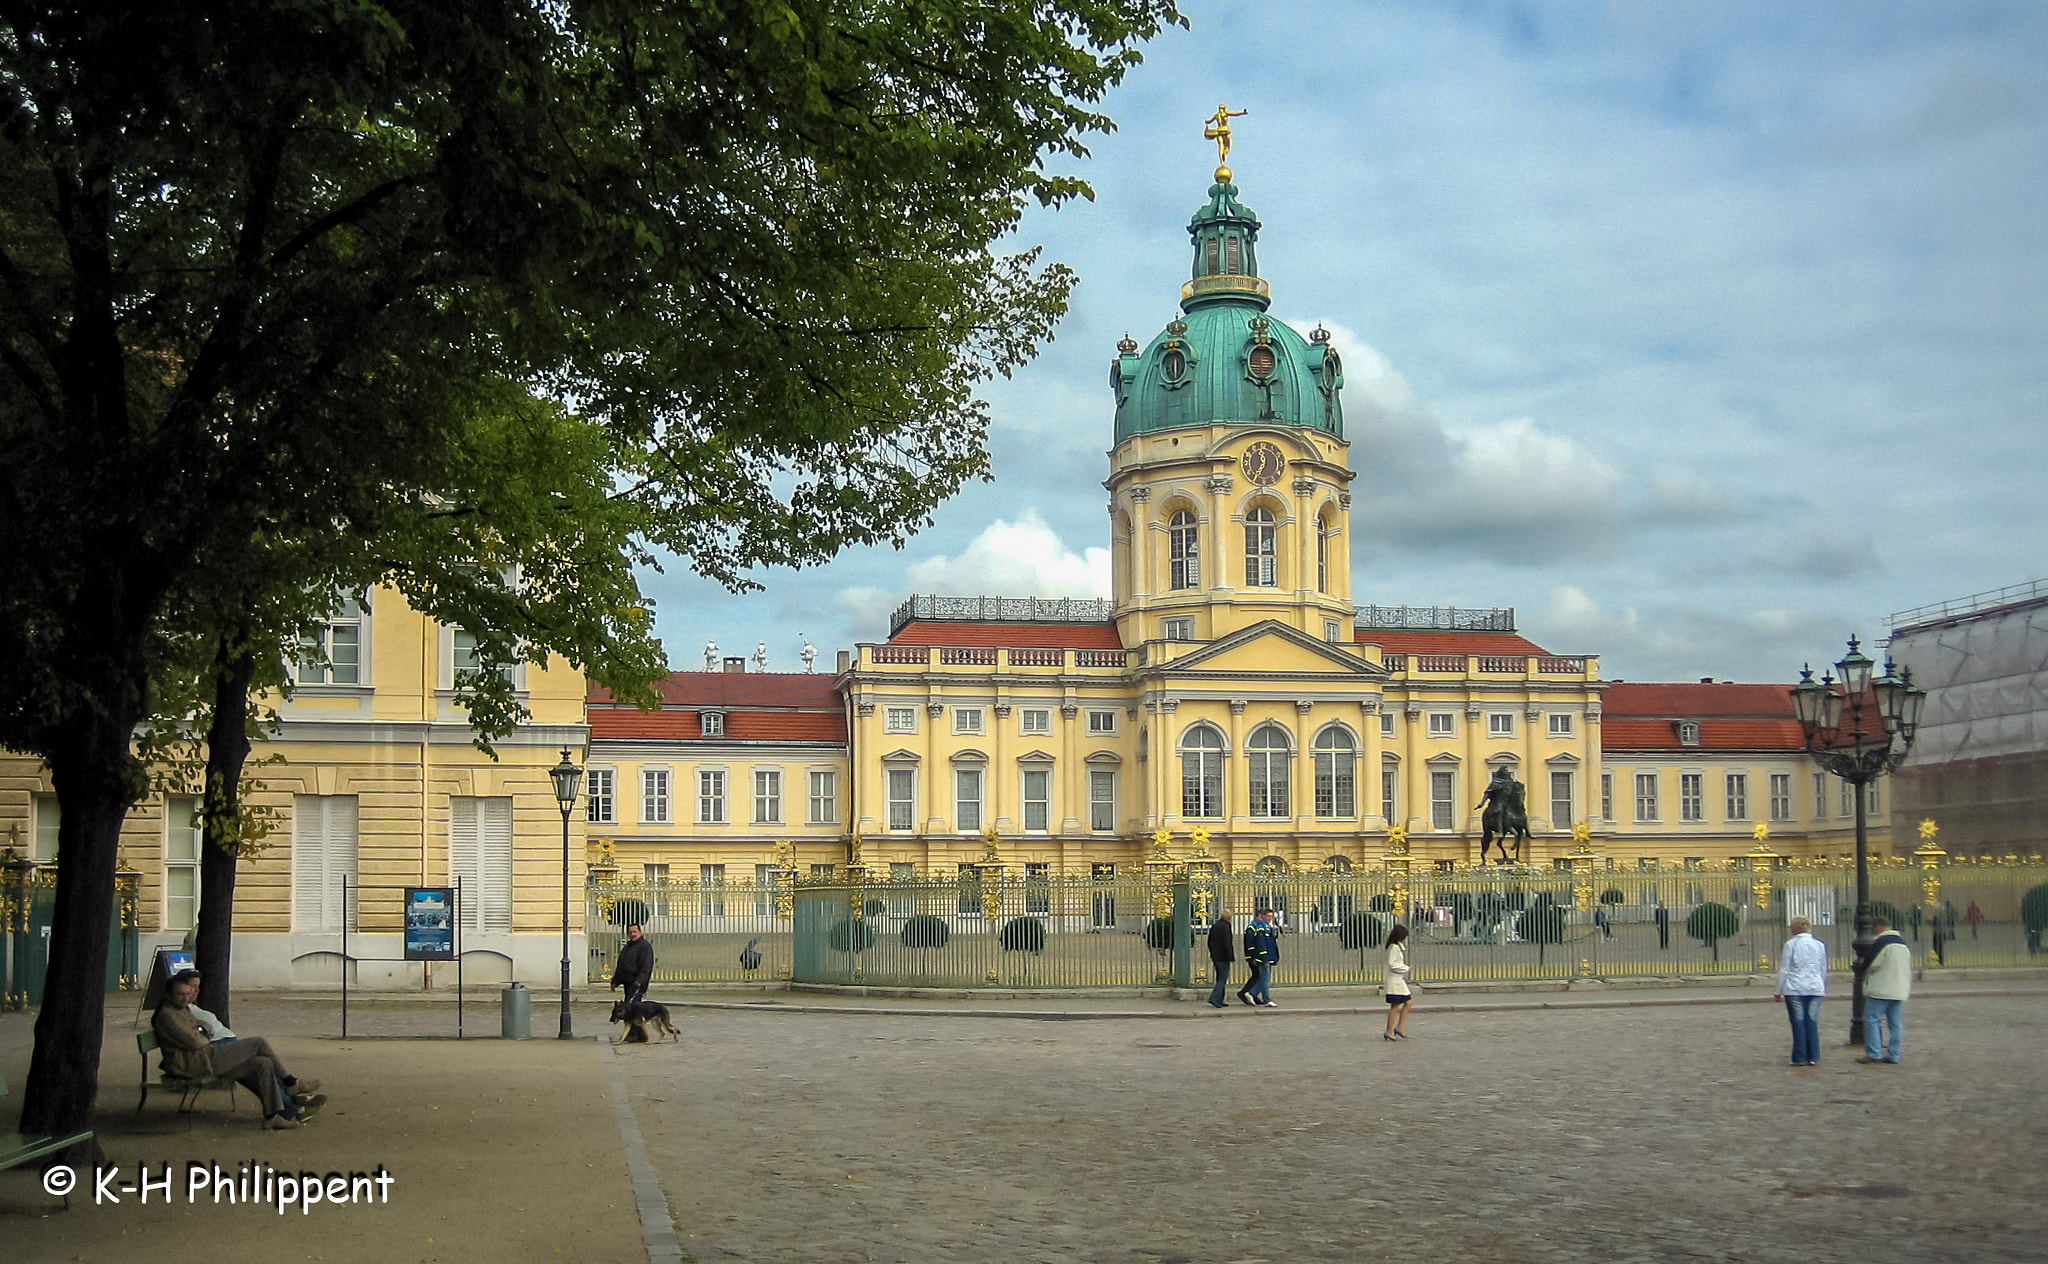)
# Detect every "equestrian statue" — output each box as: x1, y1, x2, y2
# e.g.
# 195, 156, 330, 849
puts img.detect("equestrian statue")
1475, 765, 1531, 865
